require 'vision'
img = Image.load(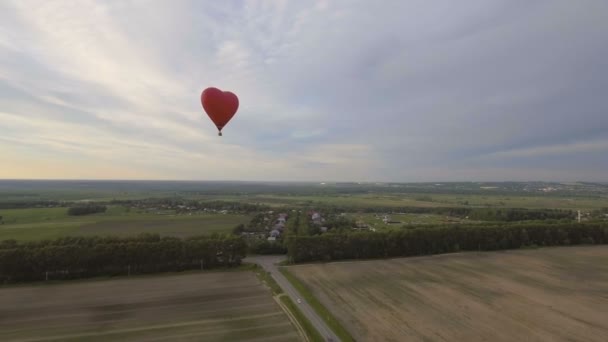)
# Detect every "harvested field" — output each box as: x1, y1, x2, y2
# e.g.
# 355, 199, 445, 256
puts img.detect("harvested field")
0, 272, 300, 342
289, 246, 608, 342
